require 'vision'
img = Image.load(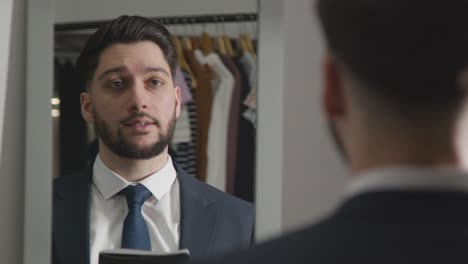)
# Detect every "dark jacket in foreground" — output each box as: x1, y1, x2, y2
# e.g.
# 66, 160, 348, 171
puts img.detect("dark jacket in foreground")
194, 190, 468, 264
